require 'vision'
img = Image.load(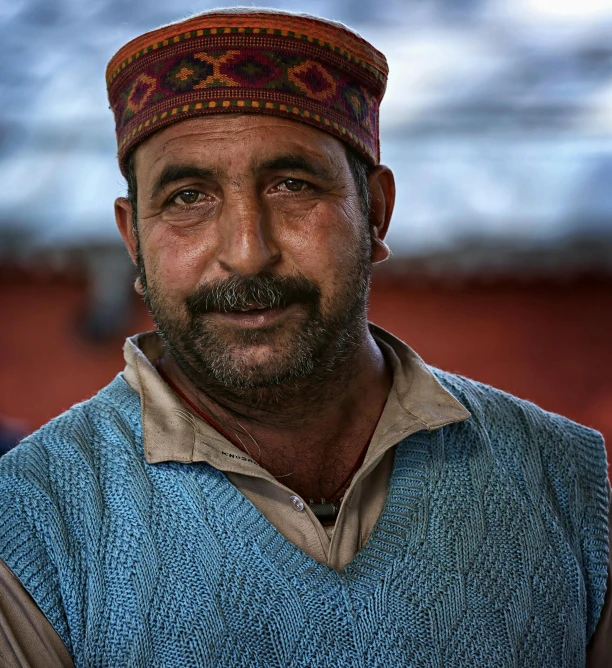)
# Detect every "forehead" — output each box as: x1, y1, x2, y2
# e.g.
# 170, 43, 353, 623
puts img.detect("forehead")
133, 114, 348, 177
